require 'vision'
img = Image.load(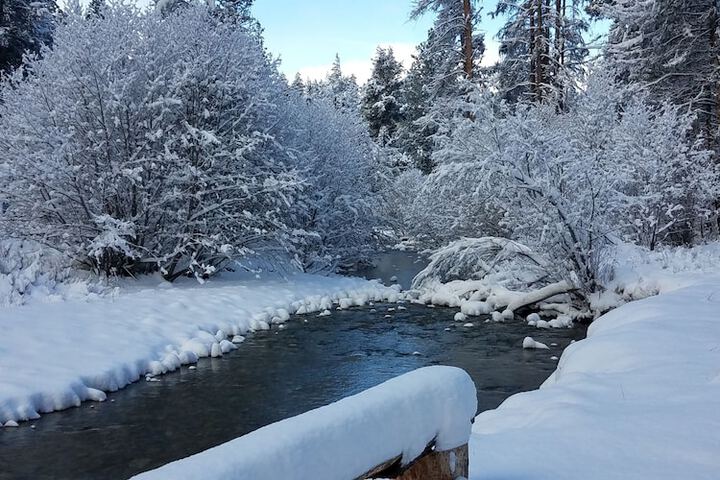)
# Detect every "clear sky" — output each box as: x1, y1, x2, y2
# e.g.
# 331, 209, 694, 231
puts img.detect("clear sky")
252, 1, 503, 84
